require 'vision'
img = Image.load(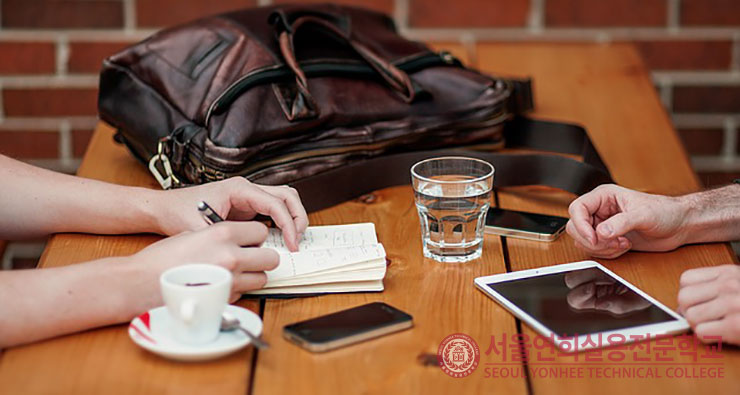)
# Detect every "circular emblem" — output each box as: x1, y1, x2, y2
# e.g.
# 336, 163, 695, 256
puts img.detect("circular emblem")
437, 333, 480, 378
